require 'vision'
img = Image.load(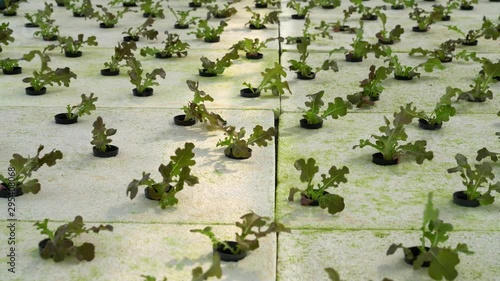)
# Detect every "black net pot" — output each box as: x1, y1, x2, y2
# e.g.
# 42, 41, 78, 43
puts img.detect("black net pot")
38, 238, 74, 258
189, 2, 202, 7
249, 24, 266, 30
441, 15, 451, 21
246, 52, 263, 59
412, 26, 429, 32
123, 35, 139, 42
460, 5, 474, 10
25, 87, 47, 96
100, 68, 120, 76
394, 75, 413, 81
173, 115, 197, 126
3, 11, 17, 16
100, 23, 115, 28
418, 119, 442, 130
93, 145, 119, 158
372, 152, 398, 166
174, 23, 189, 29
452, 191, 480, 207
204, 36, 220, 43
224, 148, 252, 160
54, 113, 78, 125
64, 51, 82, 58
73, 12, 85, 17
214, 241, 247, 262
461, 40, 478, 46
133, 87, 154, 97
199, 69, 217, 77
291, 14, 306, 20
440, 56, 453, 63
300, 190, 330, 206
391, 4, 404, 10
155, 52, 173, 59
0, 184, 23, 198
240, 88, 261, 98
321, 5, 336, 9
3, 67, 22, 75
255, 3, 268, 8
361, 14, 378, 21
123, 2, 137, 7
345, 54, 363, 62
299, 119, 323, 129
378, 38, 395, 45
43, 35, 58, 41
25, 23, 40, 28
143, 13, 156, 18
144, 185, 171, 200
404, 247, 431, 267
296, 71, 316, 80
466, 96, 486, 103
